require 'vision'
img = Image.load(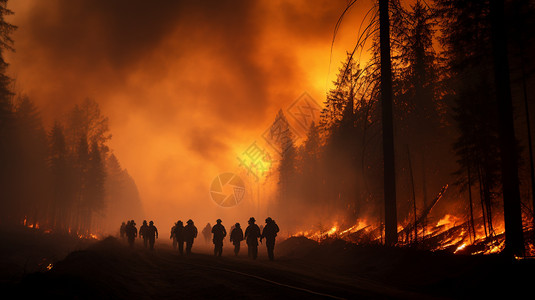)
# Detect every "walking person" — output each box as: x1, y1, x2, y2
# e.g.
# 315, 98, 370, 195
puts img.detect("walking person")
125, 220, 137, 248
173, 220, 185, 255
139, 220, 149, 248
244, 217, 261, 260
184, 219, 198, 255
261, 217, 279, 261
170, 222, 177, 250
202, 223, 211, 244
147, 221, 158, 250
211, 219, 227, 257
120, 222, 126, 240
230, 223, 244, 256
